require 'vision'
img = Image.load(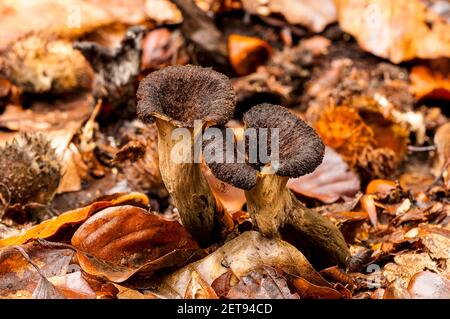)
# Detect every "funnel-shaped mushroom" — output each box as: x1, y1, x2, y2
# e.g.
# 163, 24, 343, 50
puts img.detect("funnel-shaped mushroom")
137, 65, 235, 246
205, 104, 349, 268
